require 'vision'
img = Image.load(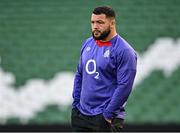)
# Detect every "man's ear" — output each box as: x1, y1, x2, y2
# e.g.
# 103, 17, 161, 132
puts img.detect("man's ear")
110, 19, 115, 29
111, 19, 115, 26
